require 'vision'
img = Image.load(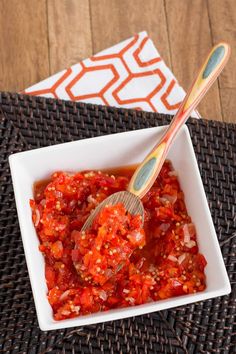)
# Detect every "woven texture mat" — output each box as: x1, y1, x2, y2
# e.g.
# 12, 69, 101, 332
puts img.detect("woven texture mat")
0, 92, 235, 354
